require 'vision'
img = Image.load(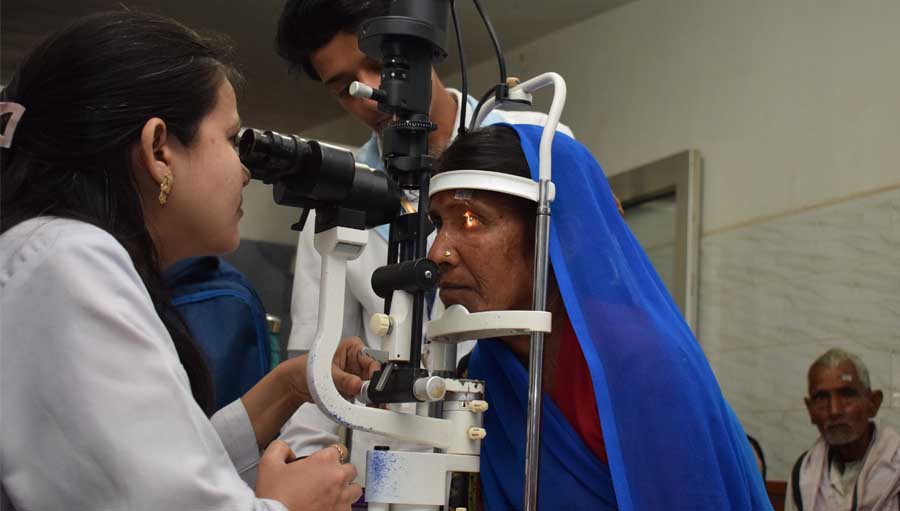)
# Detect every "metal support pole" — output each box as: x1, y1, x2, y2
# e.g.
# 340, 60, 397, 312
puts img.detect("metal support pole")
523, 179, 553, 510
